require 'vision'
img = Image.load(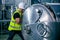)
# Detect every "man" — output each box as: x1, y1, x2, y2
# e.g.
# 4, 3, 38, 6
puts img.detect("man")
7, 2, 25, 40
